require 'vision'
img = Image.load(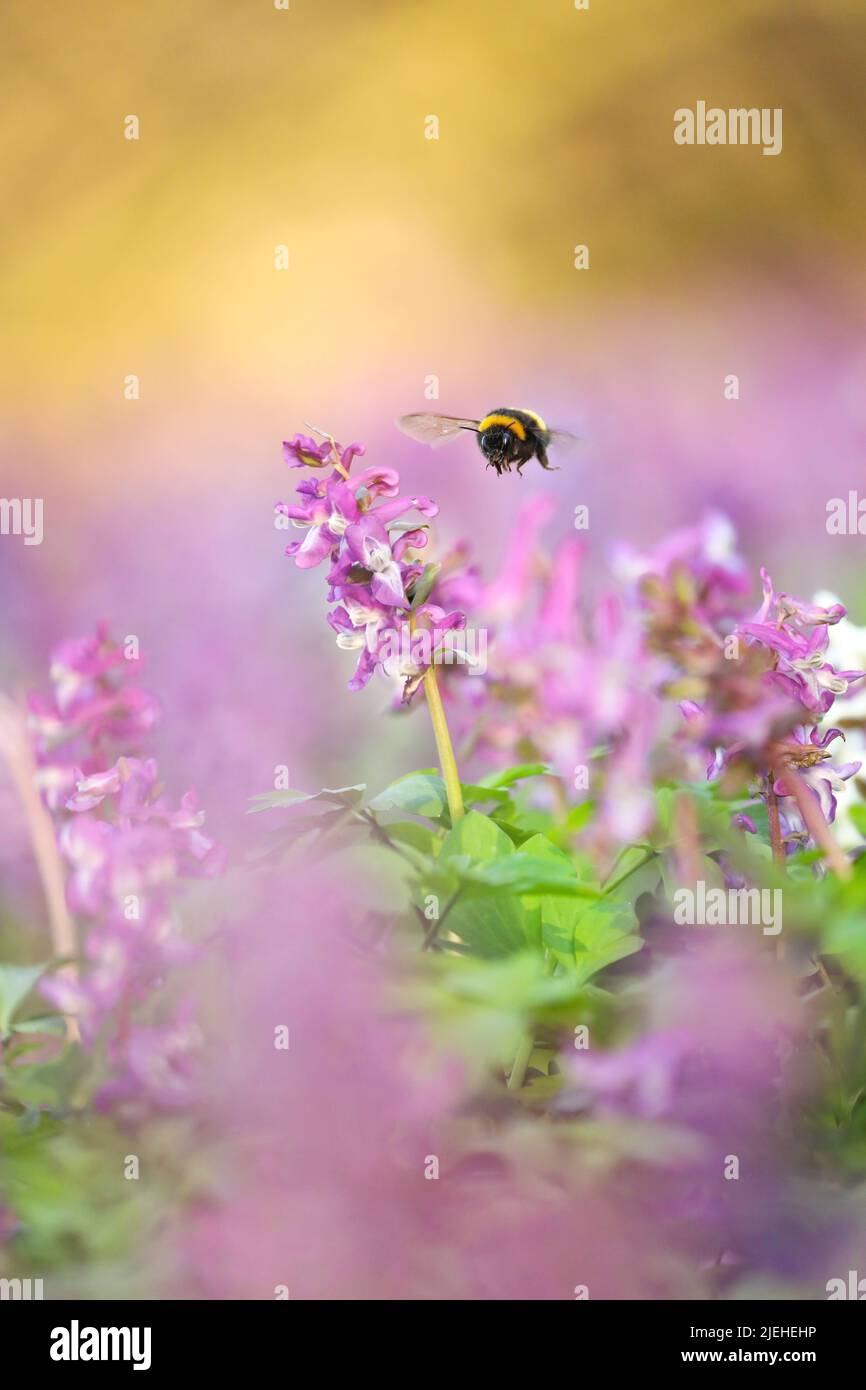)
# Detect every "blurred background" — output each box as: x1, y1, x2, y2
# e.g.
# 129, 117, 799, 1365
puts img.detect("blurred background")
1, 0, 865, 822
2, 0, 866, 1305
